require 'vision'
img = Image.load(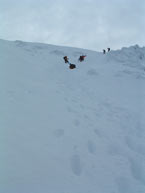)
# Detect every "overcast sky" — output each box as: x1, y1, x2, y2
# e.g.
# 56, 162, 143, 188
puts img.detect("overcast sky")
0, 0, 145, 51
